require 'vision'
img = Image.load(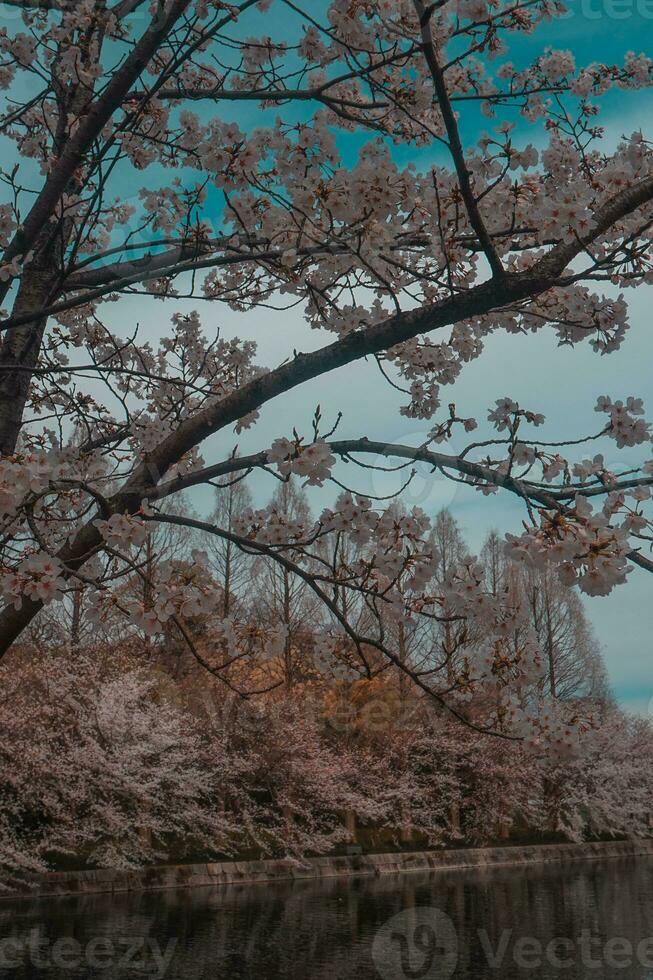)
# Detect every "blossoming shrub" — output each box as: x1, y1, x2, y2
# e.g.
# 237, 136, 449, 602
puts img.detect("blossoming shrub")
0, 649, 234, 888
